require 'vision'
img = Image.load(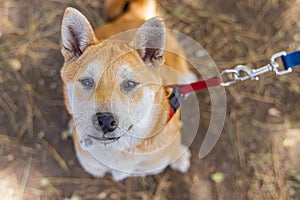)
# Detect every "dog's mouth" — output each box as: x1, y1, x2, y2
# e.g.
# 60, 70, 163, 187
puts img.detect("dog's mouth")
87, 134, 121, 142
87, 124, 133, 144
